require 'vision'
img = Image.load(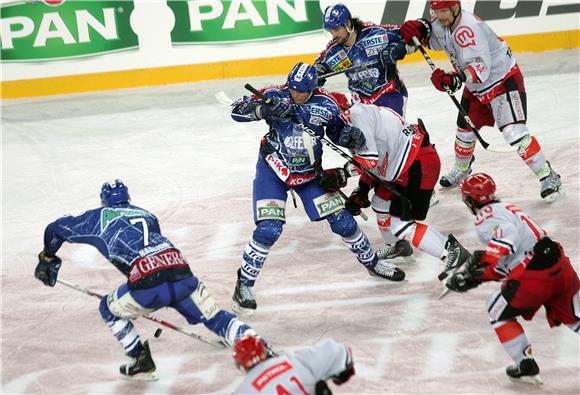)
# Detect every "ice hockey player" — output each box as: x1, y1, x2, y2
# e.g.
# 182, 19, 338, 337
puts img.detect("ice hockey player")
398, 0, 562, 202
34, 179, 259, 381
446, 173, 579, 384
230, 62, 405, 313
314, 3, 412, 116
233, 335, 355, 394
319, 103, 471, 282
